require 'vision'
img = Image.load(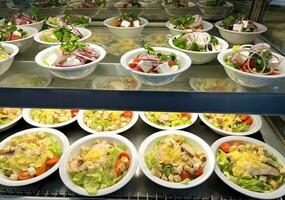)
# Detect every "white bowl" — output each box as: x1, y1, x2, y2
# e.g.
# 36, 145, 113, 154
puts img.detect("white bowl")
0, 108, 22, 132
104, 17, 148, 39
120, 47, 192, 86
138, 130, 215, 189
34, 27, 92, 46
215, 21, 267, 44
199, 113, 262, 136
46, 15, 92, 28
35, 43, 106, 80
0, 127, 69, 186
140, 112, 198, 130
59, 134, 138, 196
165, 20, 213, 36
3, 26, 38, 54
169, 35, 229, 65
211, 136, 285, 199
19, 19, 46, 31
77, 110, 139, 134
22, 108, 78, 128
0, 43, 19, 75
218, 49, 285, 87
